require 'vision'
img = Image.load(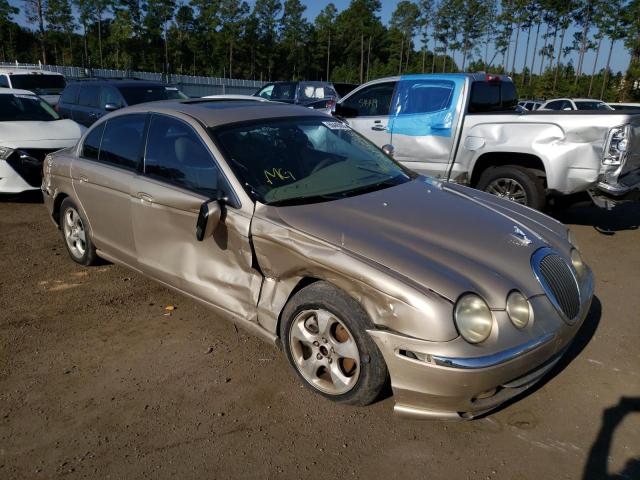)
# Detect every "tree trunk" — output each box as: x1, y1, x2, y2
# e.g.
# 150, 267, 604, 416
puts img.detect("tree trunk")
538, 23, 548, 76
360, 32, 364, 84
229, 40, 233, 78
83, 23, 88, 67
600, 38, 616, 100
398, 35, 404, 75
442, 43, 448, 72
548, 26, 558, 72
521, 24, 532, 86
575, 10, 591, 84
326, 30, 330, 81
553, 26, 567, 93
37, 0, 46, 63
431, 39, 437, 73
529, 21, 541, 85
588, 36, 603, 97
510, 24, 520, 75
98, 15, 103, 68
366, 36, 371, 81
